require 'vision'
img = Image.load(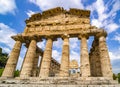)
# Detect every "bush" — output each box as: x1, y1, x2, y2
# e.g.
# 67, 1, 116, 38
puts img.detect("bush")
0, 69, 20, 77
14, 70, 20, 77
0, 68, 4, 77
113, 73, 117, 80
118, 73, 120, 83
